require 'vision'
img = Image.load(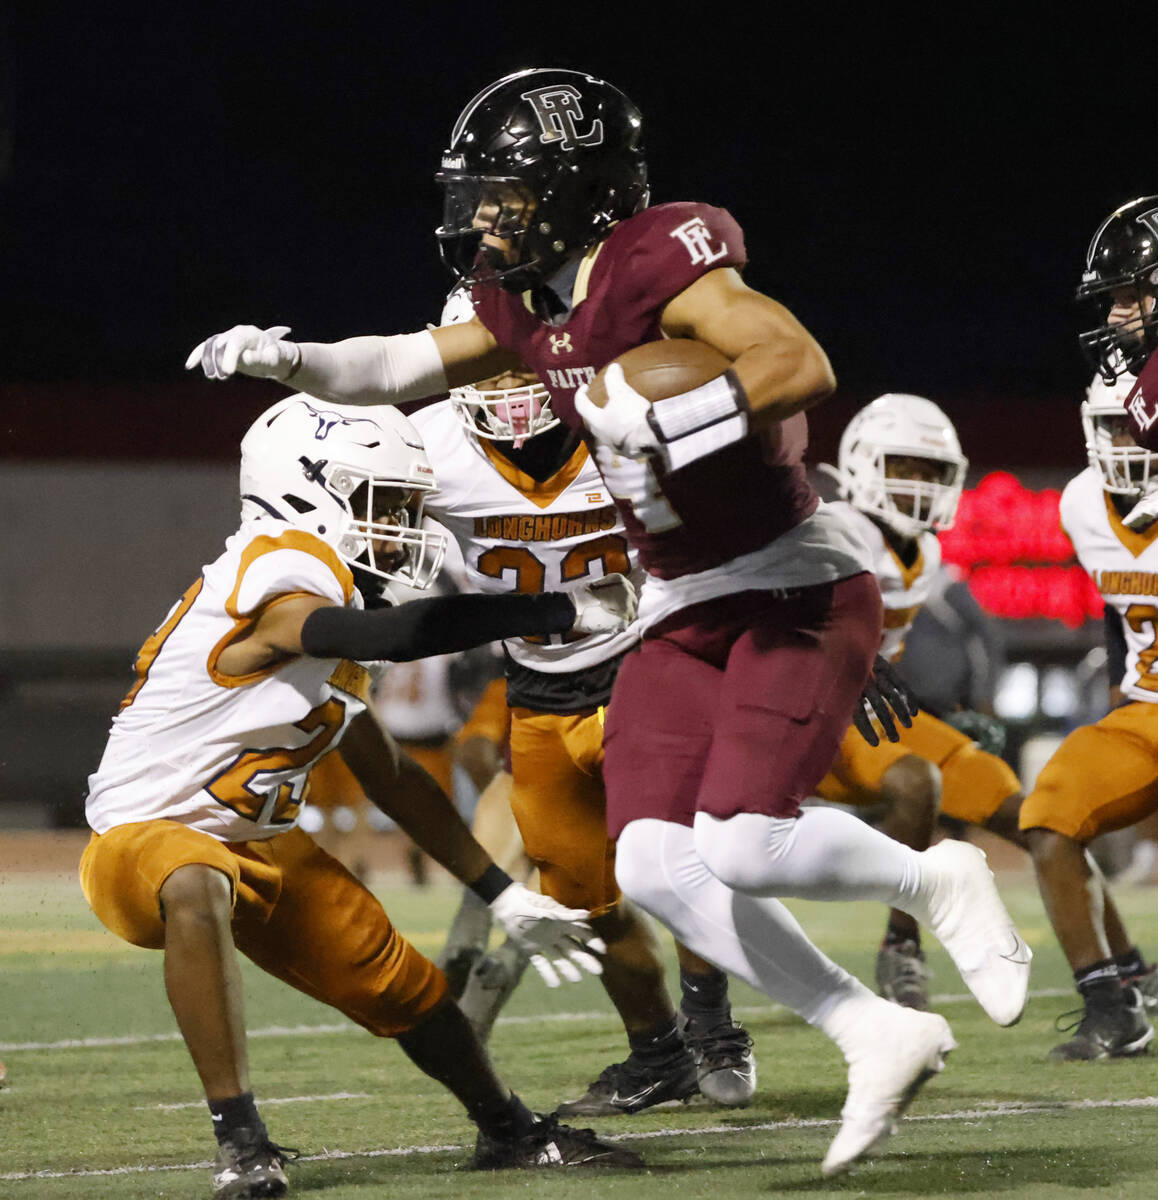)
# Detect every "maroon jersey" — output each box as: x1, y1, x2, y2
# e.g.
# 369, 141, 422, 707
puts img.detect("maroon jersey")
472, 201, 819, 578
